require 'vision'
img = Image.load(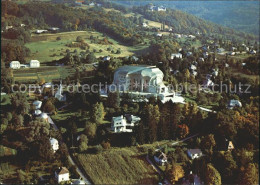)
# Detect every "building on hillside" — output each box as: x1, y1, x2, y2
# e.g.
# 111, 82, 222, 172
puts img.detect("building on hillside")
156, 6, 166, 11
33, 100, 42, 109
186, 52, 193, 57
228, 51, 235, 56
250, 50, 256, 54
111, 114, 140, 133
181, 171, 202, 185
49, 138, 59, 153
227, 140, 235, 151
154, 151, 167, 166
103, 56, 111, 61
156, 33, 163, 37
198, 57, 204, 62
39, 113, 48, 121
202, 79, 214, 88
187, 149, 203, 160
10, 61, 21, 69
142, 22, 148, 28
110, 65, 182, 103
217, 48, 225, 53
34, 110, 42, 116
171, 53, 182, 59
227, 99, 242, 109
30, 60, 40, 68
55, 82, 66, 102
203, 52, 208, 58
35, 30, 48, 34
55, 167, 70, 183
